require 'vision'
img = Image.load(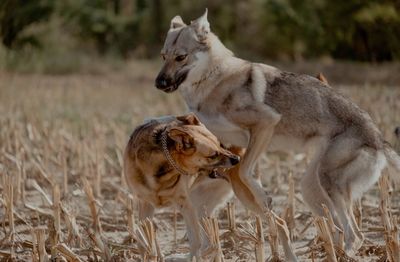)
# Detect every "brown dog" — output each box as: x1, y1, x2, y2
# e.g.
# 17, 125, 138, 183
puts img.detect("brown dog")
123, 113, 239, 258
